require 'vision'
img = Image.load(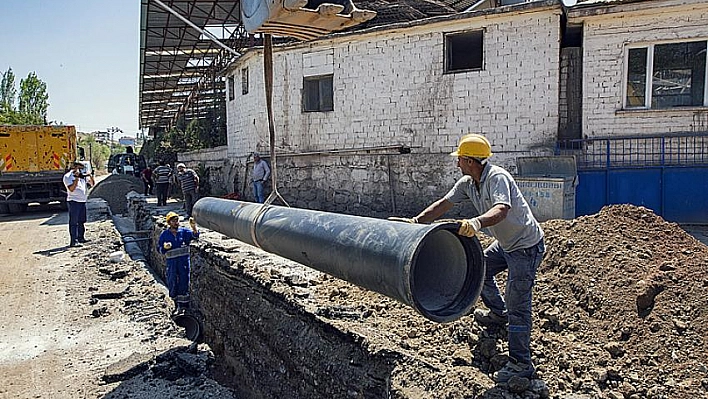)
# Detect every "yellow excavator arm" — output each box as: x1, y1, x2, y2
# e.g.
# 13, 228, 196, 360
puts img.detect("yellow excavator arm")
241, 0, 376, 40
